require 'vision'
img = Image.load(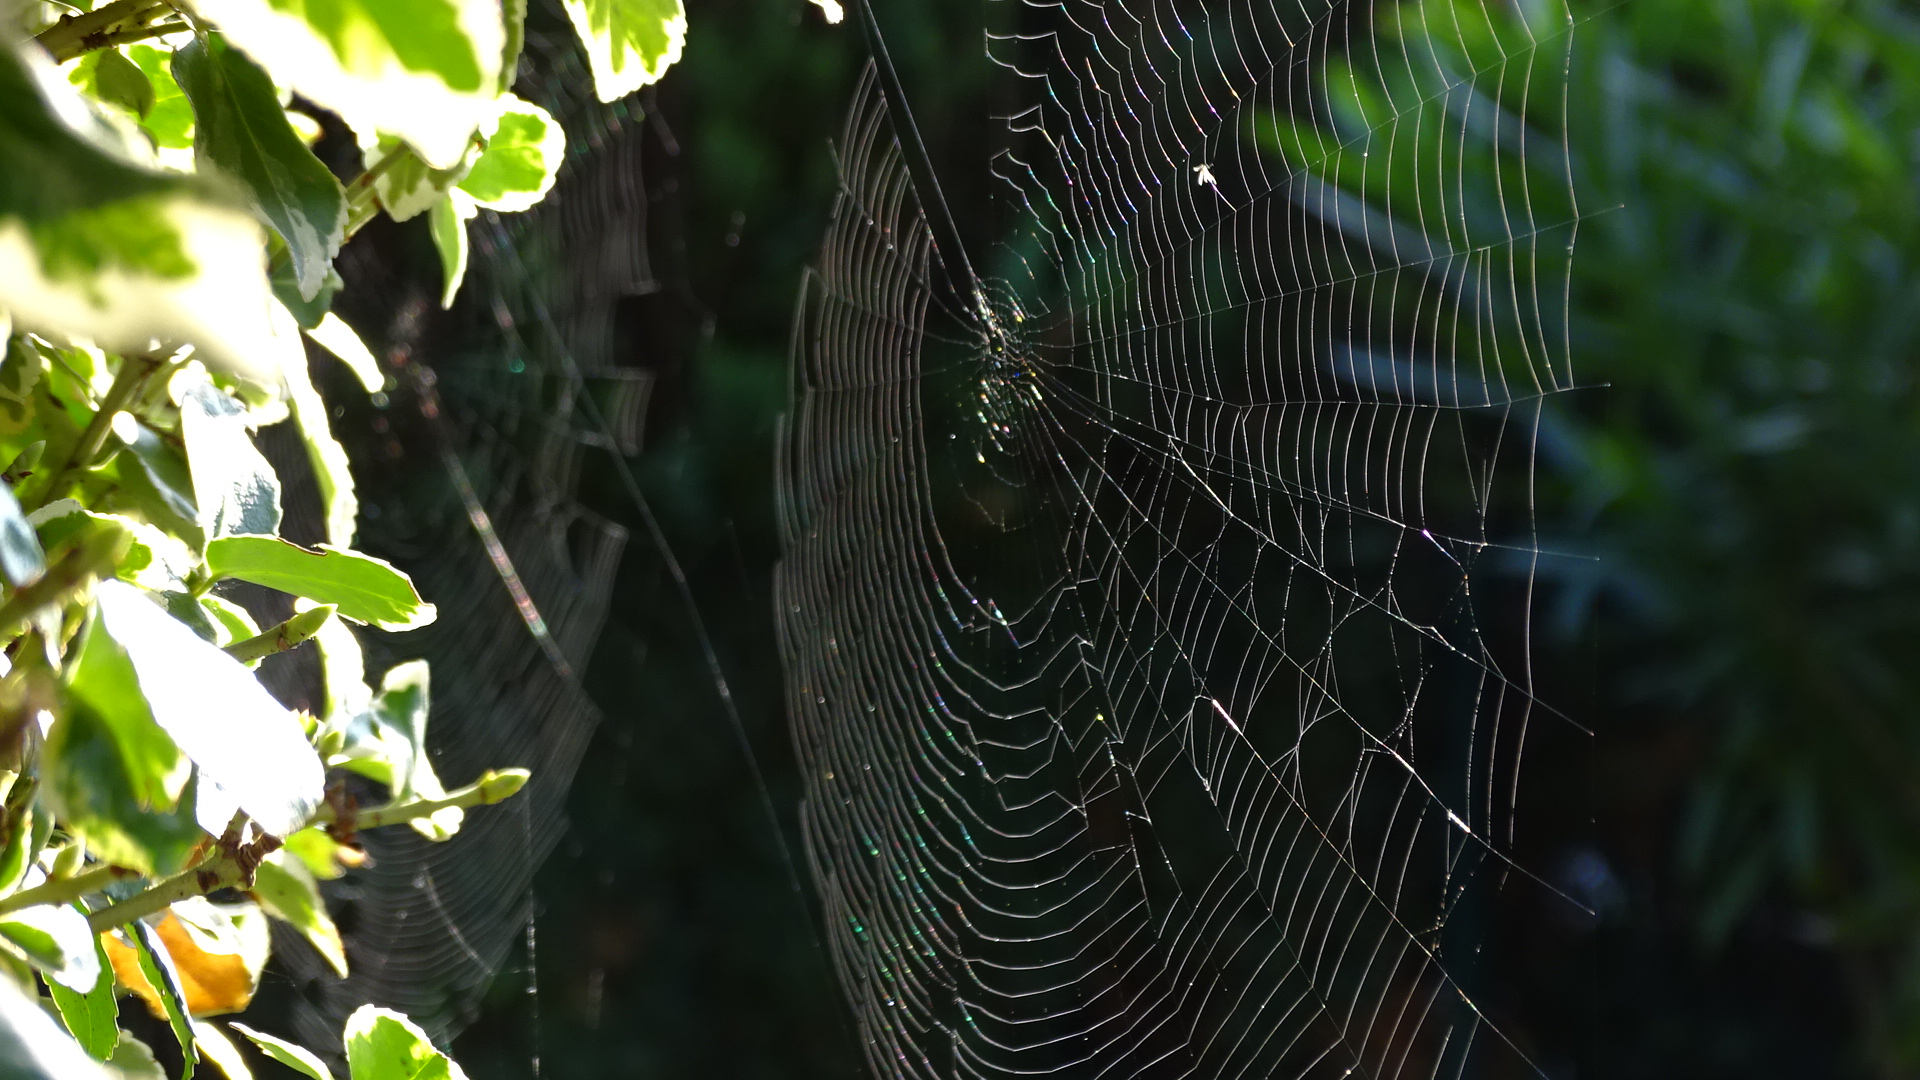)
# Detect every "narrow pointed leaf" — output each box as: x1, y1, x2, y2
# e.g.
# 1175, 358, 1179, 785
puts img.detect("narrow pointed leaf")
130, 921, 194, 1080
228, 1024, 333, 1080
